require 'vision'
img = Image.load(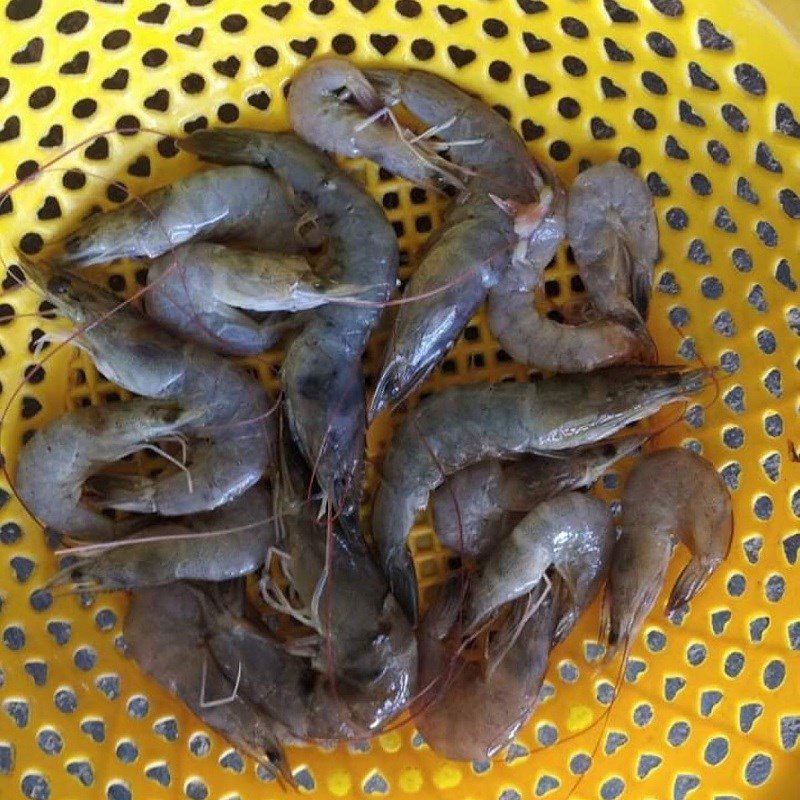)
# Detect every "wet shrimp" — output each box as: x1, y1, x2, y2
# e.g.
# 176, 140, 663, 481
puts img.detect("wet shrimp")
288, 57, 467, 192
125, 581, 294, 782
358, 68, 561, 416
372, 364, 711, 621
266, 430, 416, 723
21, 262, 274, 519
49, 484, 277, 589
464, 492, 615, 637
179, 129, 398, 538
59, 165, 310, 265
430, 434, 645, 559
16, 399, 196, 541
415, 576, 557, 761
566, 162, 658, 353
602, 447, 732, 659
144, 242, 362, 356
204, 585, 413, 741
